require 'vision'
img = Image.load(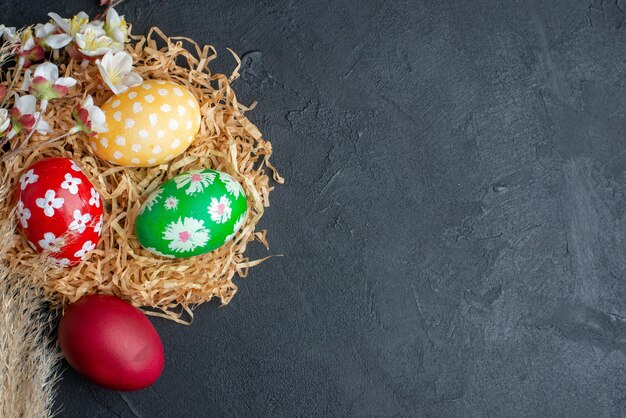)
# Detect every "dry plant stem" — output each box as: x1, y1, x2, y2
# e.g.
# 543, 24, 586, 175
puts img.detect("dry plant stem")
0, 131, 72, 163
1, 27, 284, 322
0, 135, 10, 152
95, 0, 125, 20
0, 209, 60, 418
1, 57, 24, 108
